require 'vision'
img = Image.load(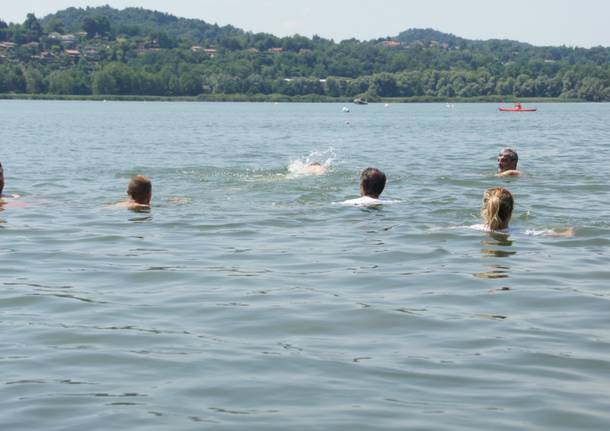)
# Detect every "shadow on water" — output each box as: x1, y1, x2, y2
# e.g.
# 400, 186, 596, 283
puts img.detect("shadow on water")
128, 207, 152, 222
474, 264, 511, 279
474, 233, 515, 279
480, 234, 515, 256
